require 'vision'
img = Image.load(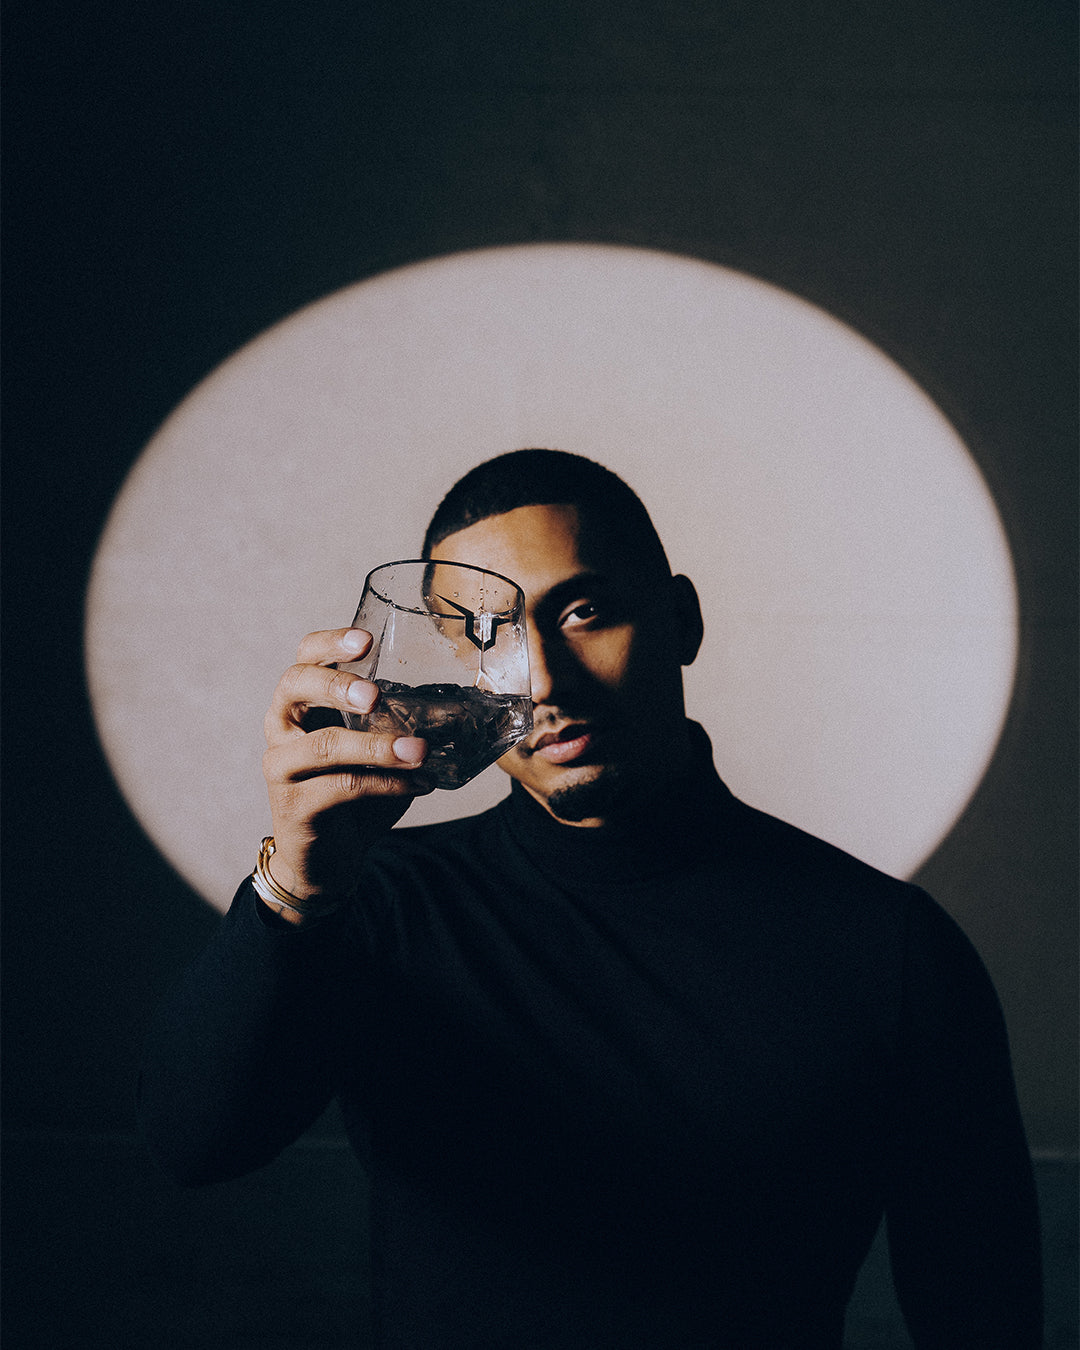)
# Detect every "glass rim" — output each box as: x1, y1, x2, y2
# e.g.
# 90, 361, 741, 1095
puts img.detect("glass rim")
361, 557, 525, 616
